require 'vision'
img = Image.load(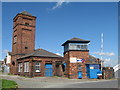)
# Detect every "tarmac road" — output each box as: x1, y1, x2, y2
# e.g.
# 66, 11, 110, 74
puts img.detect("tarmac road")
48, 79, 118, 88
1, 73, 119, 88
